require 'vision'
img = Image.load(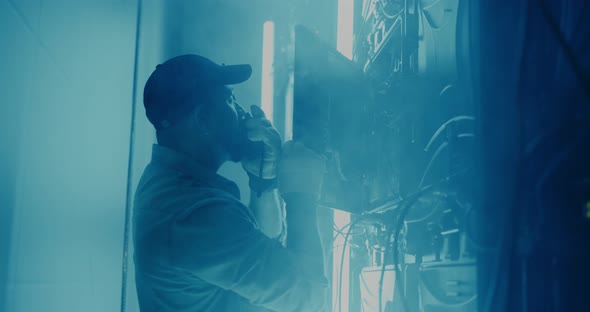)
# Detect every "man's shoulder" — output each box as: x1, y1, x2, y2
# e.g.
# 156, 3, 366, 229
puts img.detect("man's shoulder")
134, 163, 250, 220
